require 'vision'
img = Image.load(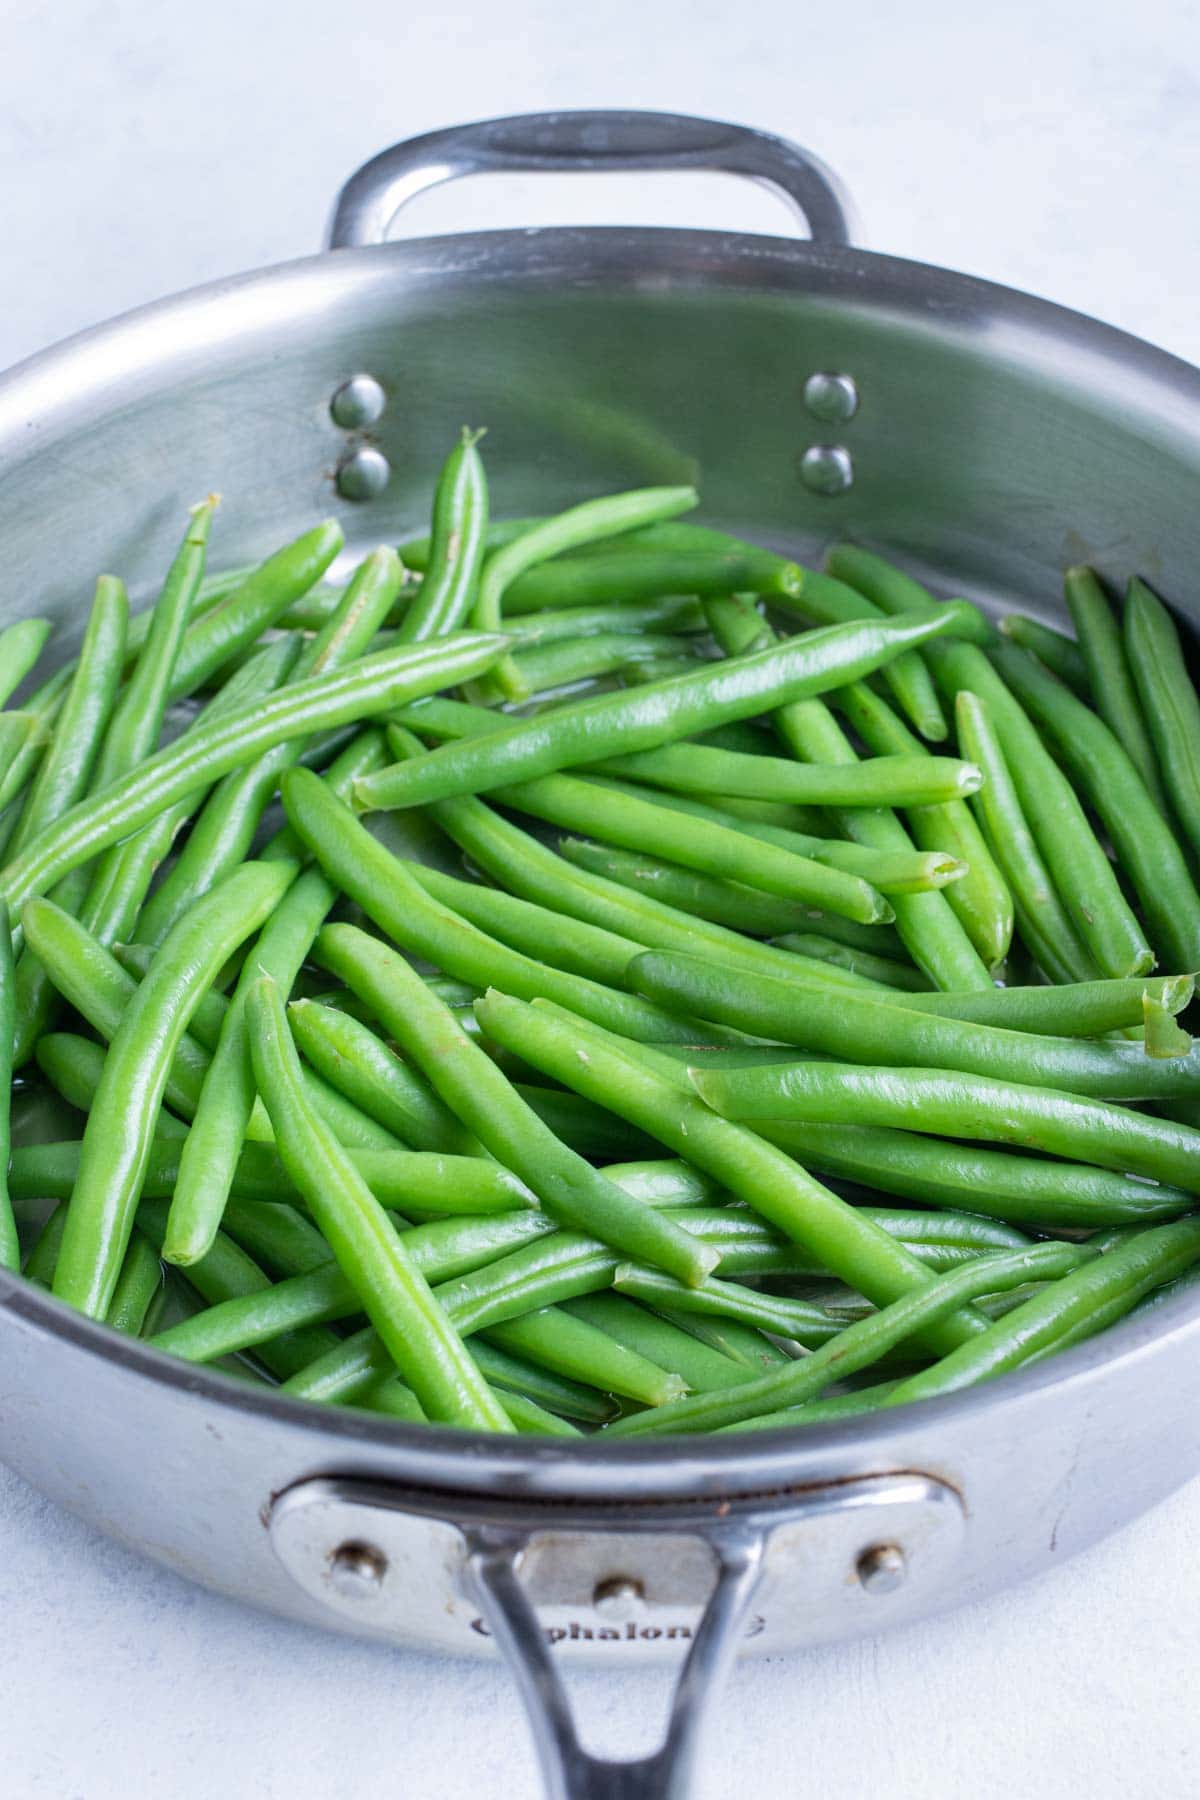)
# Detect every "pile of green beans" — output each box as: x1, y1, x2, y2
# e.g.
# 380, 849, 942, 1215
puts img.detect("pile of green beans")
4, 449, 1198, 1440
